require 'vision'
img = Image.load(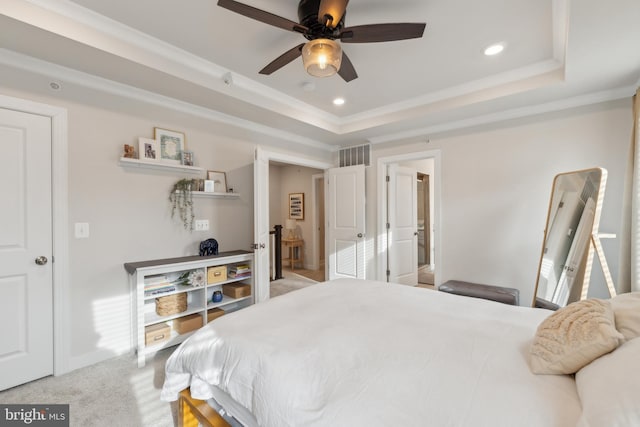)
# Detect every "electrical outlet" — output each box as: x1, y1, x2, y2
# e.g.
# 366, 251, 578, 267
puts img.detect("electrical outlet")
195, 219, 209, 231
